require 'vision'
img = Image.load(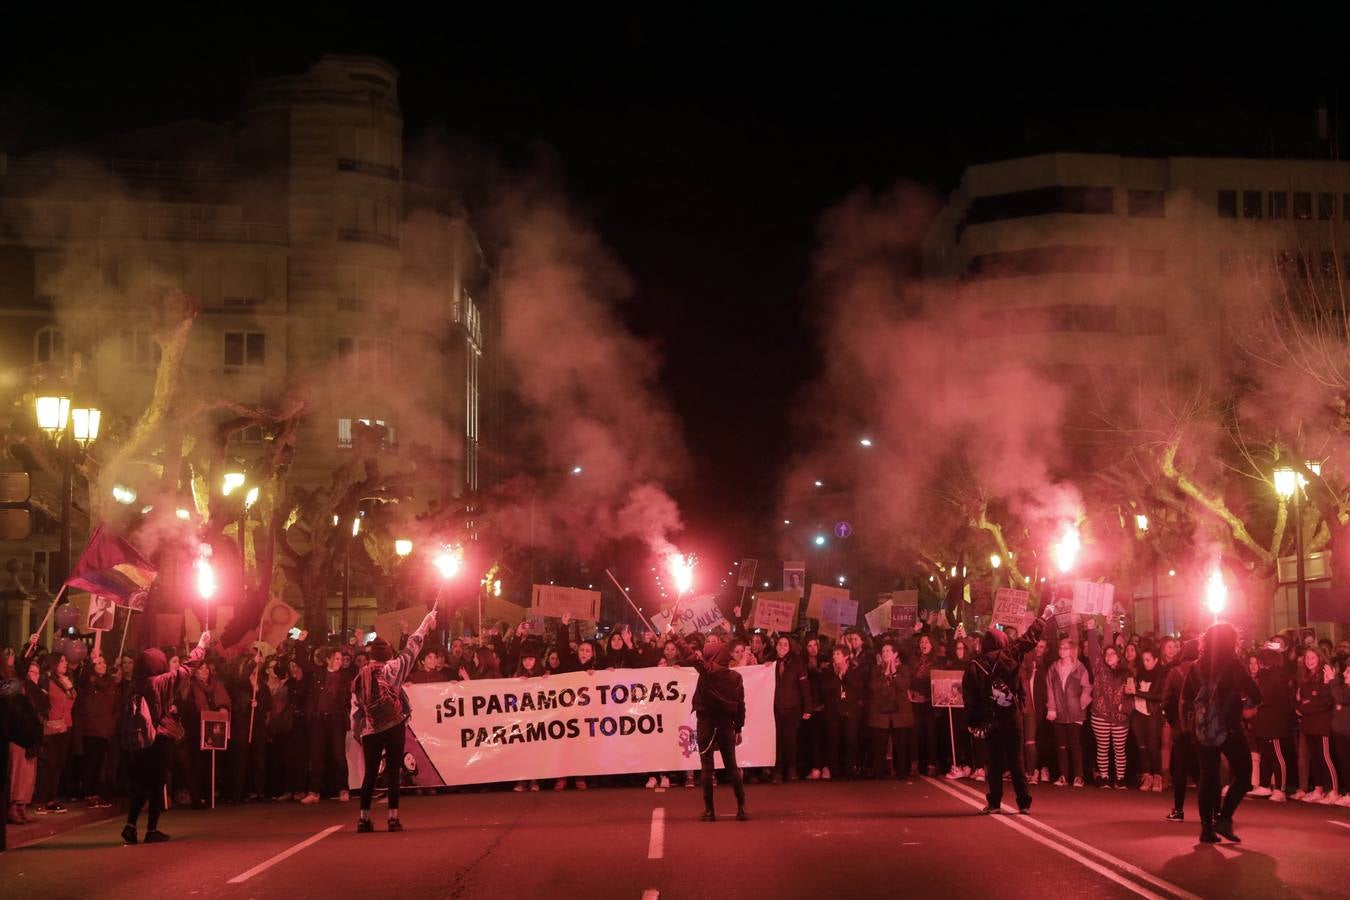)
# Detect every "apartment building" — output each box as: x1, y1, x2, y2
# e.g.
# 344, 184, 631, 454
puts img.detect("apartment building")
0, 56, 493, 643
